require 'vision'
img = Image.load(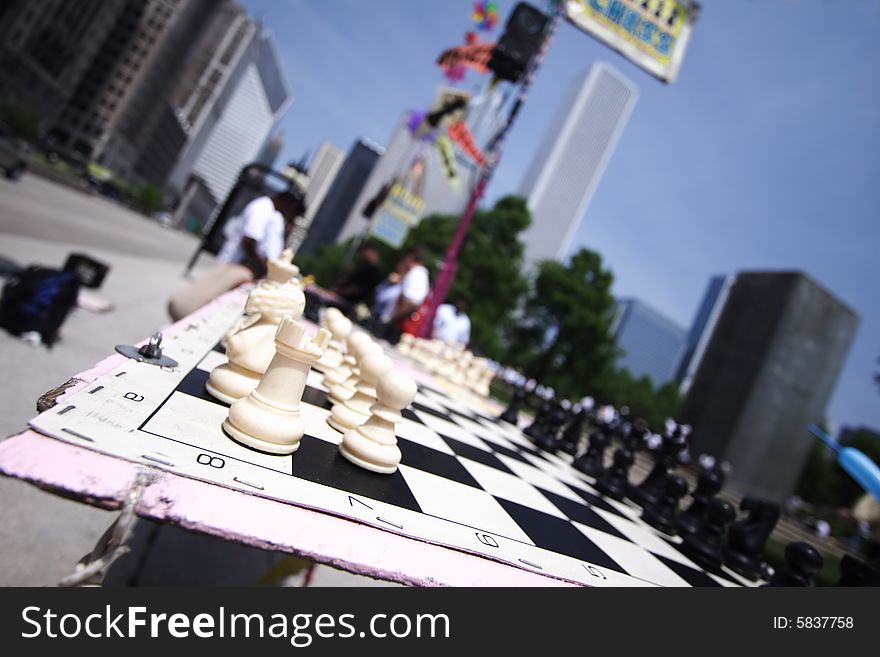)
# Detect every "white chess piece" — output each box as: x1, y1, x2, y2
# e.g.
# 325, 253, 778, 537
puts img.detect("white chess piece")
327, 350, 394, 433
258, 248, 300, 289
328, 338, 382, 405
314, 311, 352, 373
396, 332, 415, 357
323, 330, 370, 389
340, 370, 418, 474
223, 318, 330, 455
206, 282, 305, 403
